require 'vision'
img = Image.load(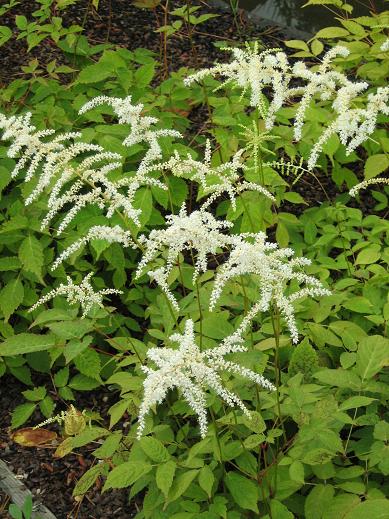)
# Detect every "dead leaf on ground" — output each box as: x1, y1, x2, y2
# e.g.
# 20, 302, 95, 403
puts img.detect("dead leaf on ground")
11, 428, 57, 447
